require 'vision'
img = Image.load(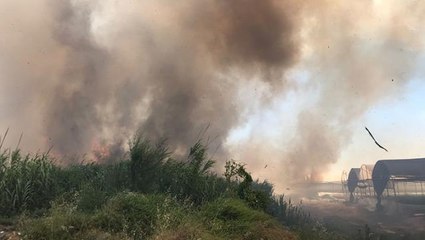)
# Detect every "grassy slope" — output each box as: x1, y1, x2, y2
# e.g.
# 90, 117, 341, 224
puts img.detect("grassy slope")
0, 135, 346, 239
19, 193, 298, 240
